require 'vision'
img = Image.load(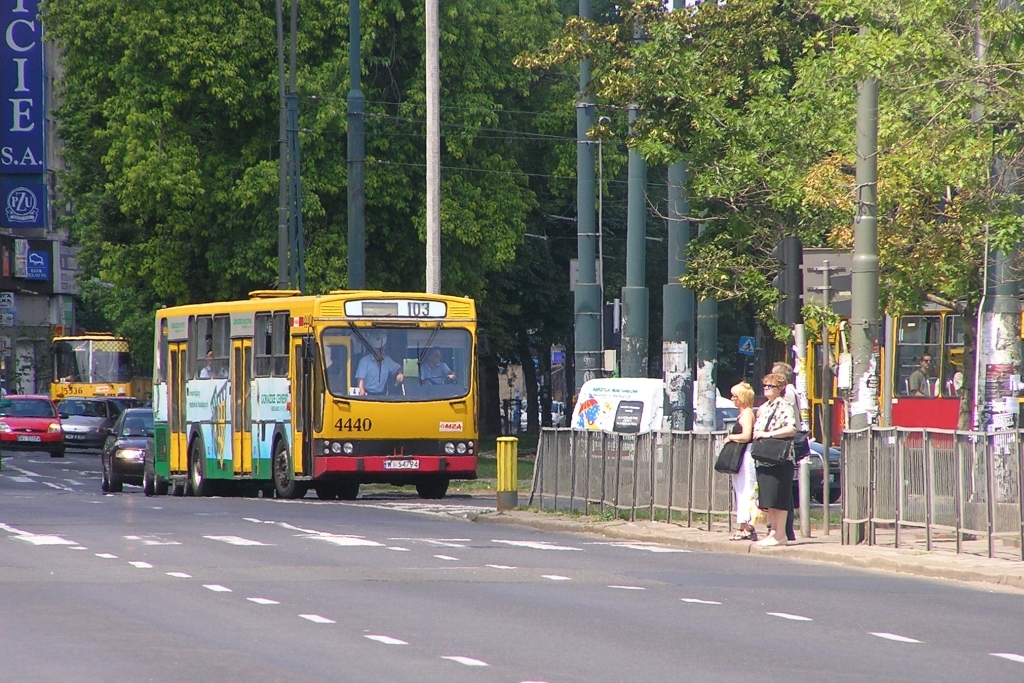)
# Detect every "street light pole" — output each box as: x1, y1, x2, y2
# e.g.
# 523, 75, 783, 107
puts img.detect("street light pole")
597, 115, 610, 364
425, 0, 441, 293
